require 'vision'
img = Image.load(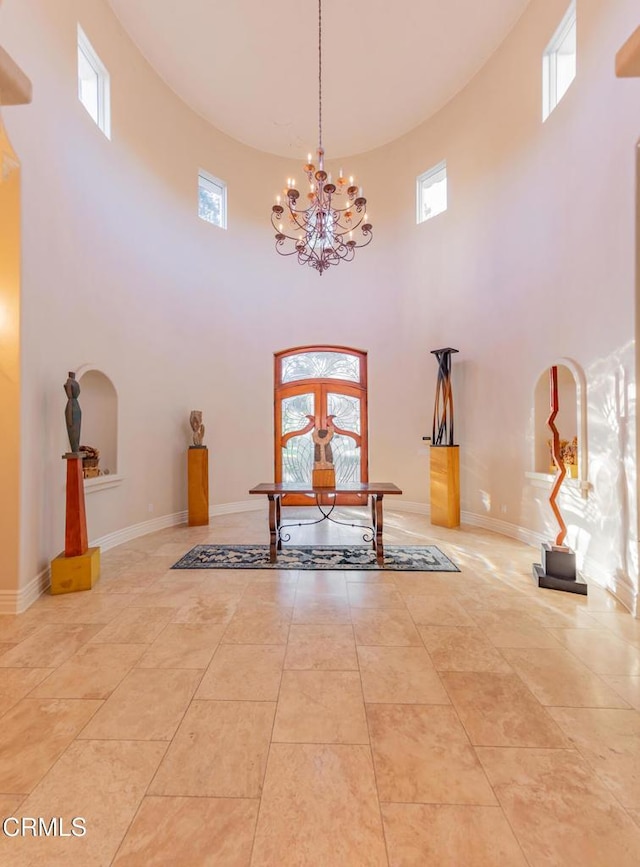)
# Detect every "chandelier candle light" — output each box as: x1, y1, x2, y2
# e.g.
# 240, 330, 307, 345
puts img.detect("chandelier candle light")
271, 0, 373, 275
